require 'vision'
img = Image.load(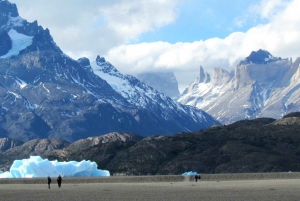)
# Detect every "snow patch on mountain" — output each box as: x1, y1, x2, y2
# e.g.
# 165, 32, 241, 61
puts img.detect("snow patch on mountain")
15, 77, 27, 89
91, 56, 158, 108
6, 15, 24, 28
0, 29, 33, 58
